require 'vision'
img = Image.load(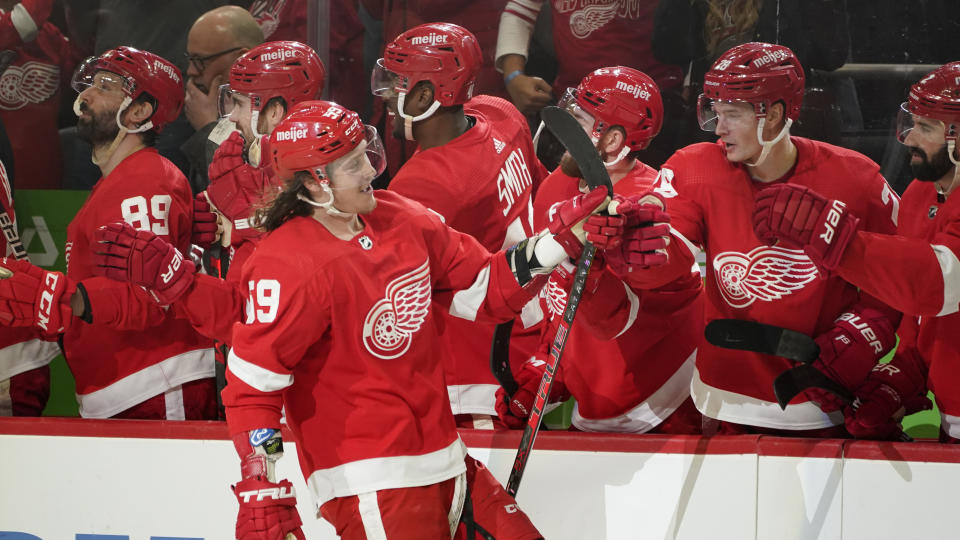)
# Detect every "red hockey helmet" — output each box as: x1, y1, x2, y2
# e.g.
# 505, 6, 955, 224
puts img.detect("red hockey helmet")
897, 62, 960, 145
270, 100, 385, 182
375, 22, 482, 106
560, 66, 663, 151
698, 42, 805, 130
71, 46, 184, 132
219, 41, 326, 121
